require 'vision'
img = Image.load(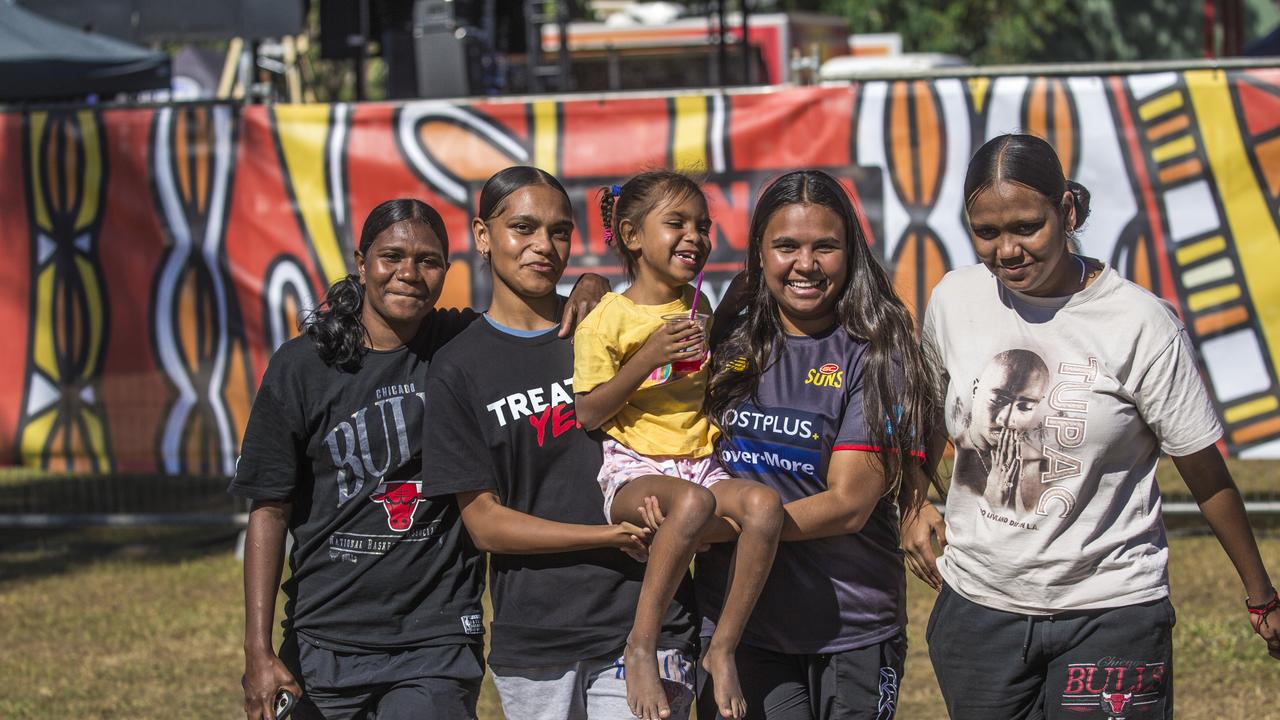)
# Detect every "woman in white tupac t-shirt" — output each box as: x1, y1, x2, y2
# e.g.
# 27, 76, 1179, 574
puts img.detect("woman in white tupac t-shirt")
903, 133, 1279, 719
